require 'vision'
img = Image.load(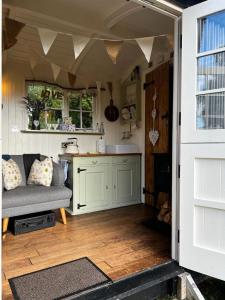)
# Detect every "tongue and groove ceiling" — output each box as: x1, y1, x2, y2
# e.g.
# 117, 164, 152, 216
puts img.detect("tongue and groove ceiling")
3, 0, 176, 86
